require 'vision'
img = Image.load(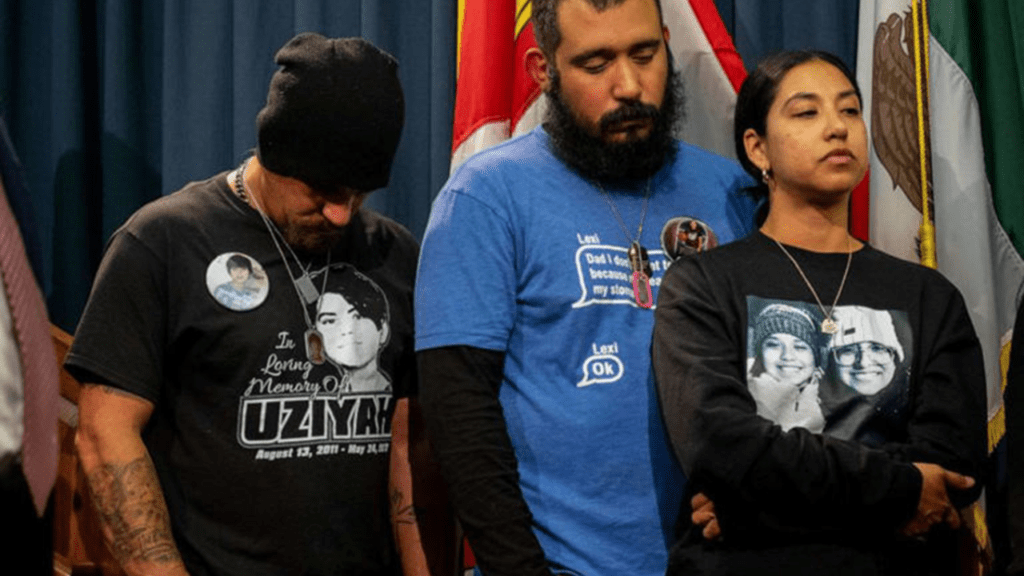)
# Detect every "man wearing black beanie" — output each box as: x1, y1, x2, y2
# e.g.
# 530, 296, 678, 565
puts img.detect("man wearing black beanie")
66, 33, 442, 576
